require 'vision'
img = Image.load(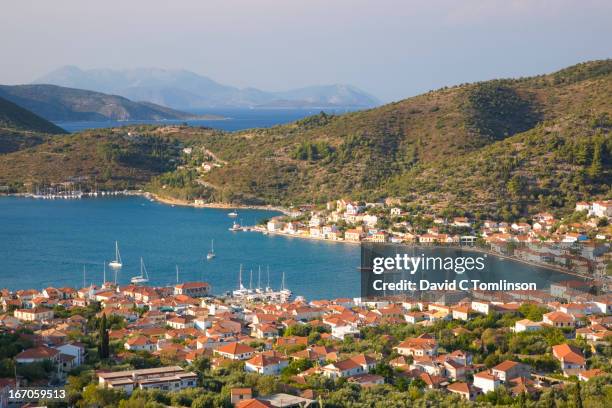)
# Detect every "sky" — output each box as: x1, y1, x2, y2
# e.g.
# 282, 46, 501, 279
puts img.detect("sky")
1, 0, 611, 102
